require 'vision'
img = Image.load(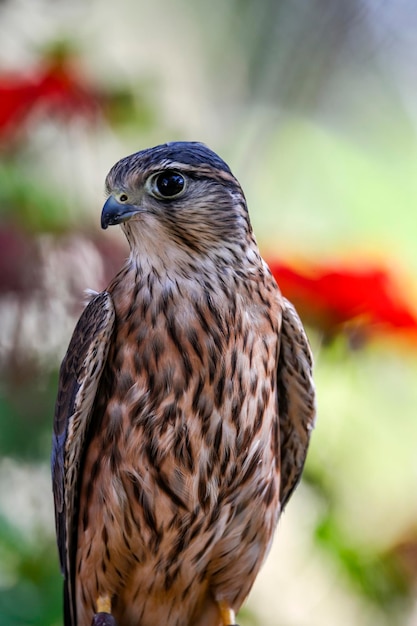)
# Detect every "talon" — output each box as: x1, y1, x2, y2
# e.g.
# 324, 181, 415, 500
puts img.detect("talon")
91, 613, 118, 626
